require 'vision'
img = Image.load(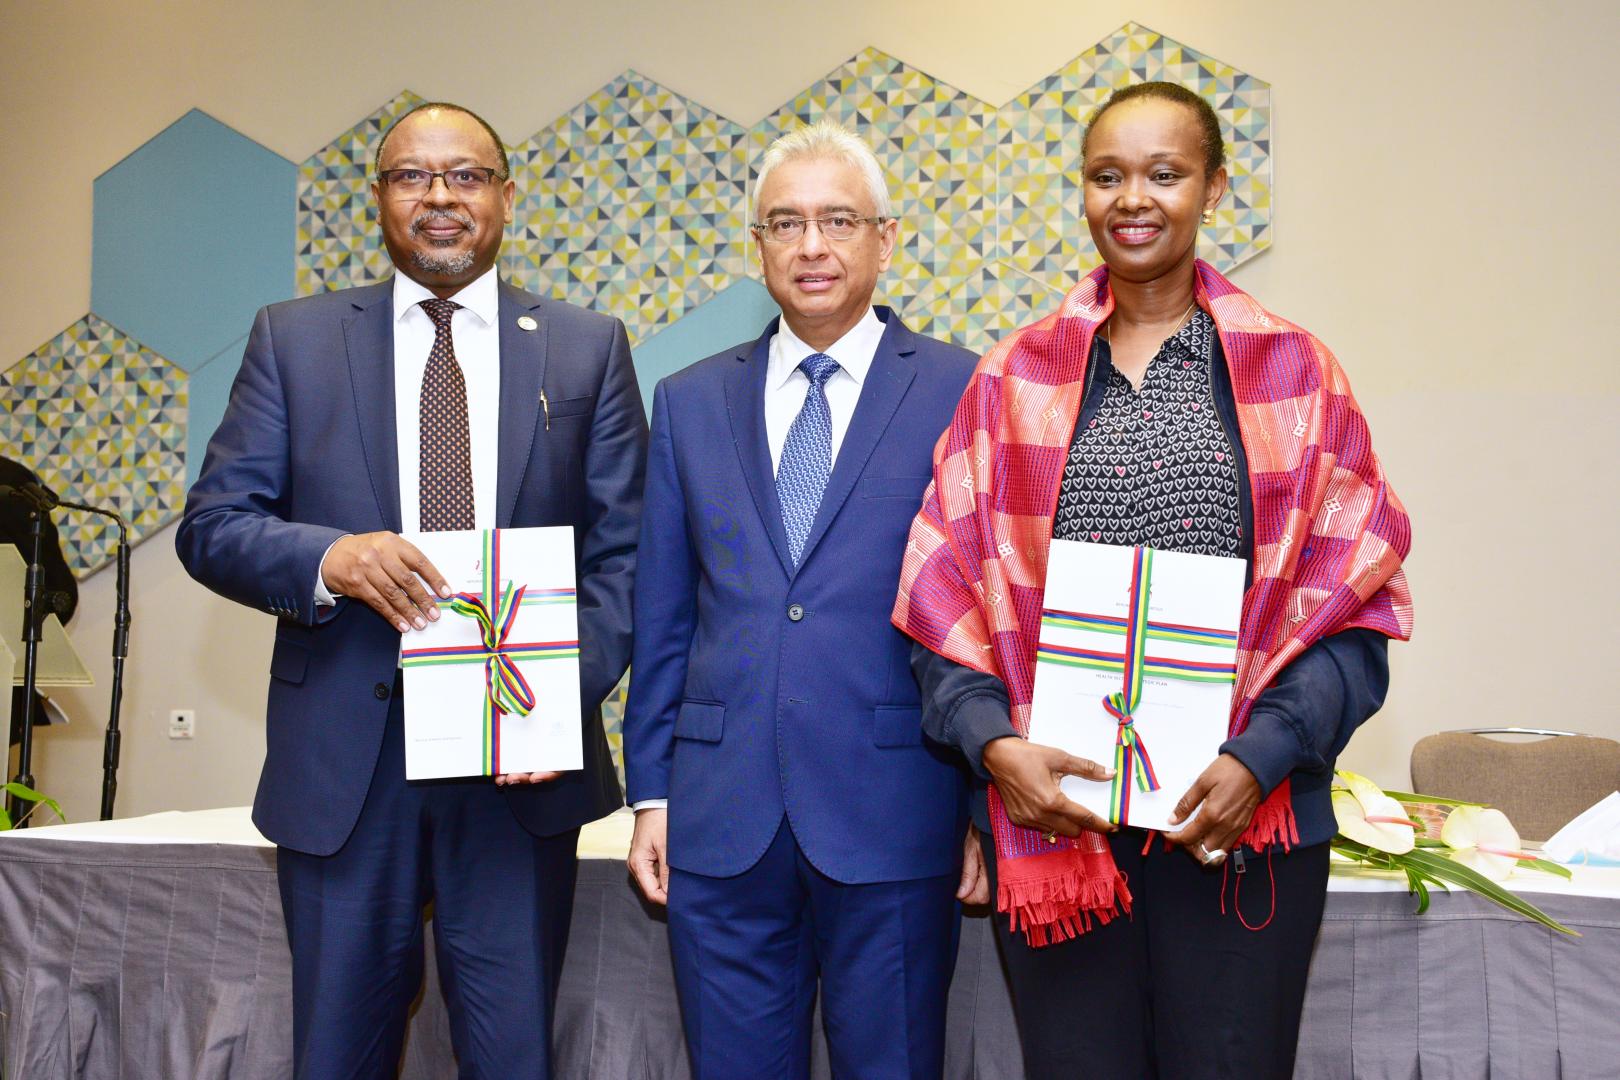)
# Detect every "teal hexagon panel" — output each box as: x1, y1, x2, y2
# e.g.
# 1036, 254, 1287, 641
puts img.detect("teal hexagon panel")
0, 316, 187, 573
92, 109, 296, 372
